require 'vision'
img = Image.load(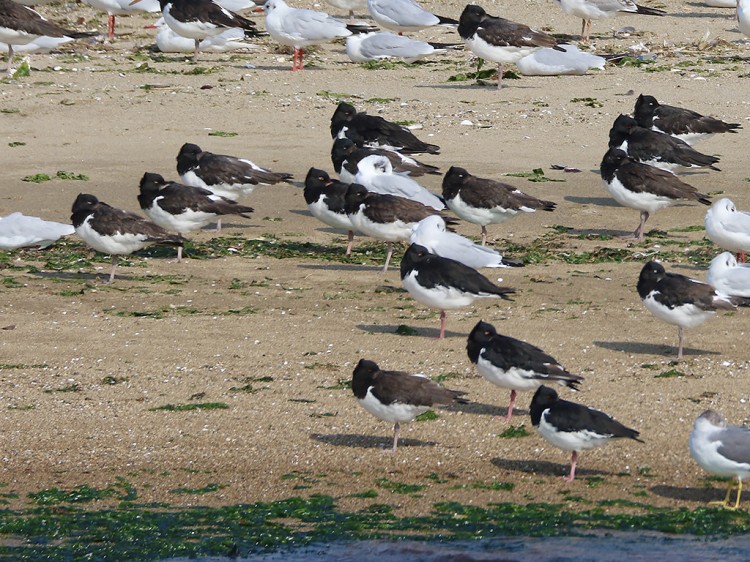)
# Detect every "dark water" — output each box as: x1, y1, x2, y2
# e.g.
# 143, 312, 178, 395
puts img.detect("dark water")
165, 532, 750, 562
